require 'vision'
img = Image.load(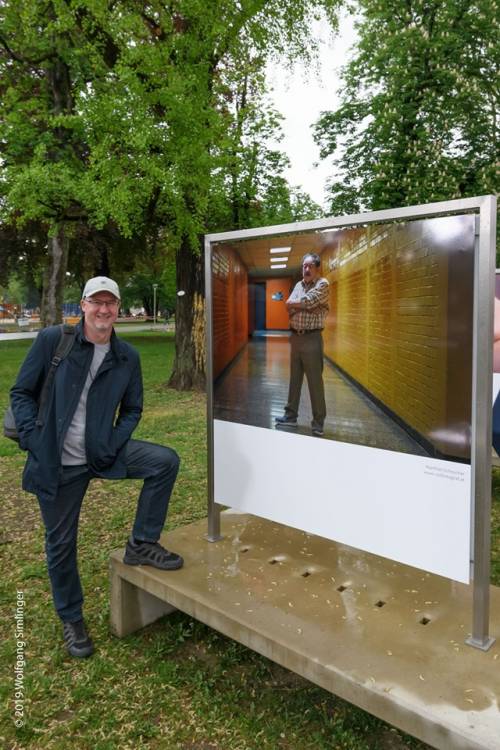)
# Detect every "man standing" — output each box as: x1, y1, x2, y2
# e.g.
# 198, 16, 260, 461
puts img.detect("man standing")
11, 277, 182, 659
275, 254, 329, 437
